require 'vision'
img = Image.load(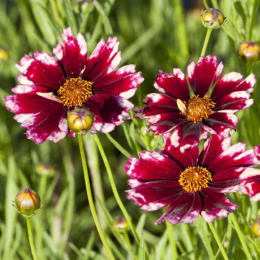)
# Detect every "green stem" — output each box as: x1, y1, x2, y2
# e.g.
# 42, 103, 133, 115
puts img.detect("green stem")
77, 134, 115, 260
166, 221, 178, 260
230, 214, 253, 260
106, 133, 131, 158
94, 134, 140, 245
200, 28, 212, 57
208, 222, 229, 260
26, 217, 38, 260
203, 0, 209, 9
